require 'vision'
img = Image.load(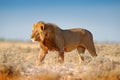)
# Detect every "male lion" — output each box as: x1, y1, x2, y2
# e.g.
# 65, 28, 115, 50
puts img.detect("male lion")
31, 21, 97, 65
